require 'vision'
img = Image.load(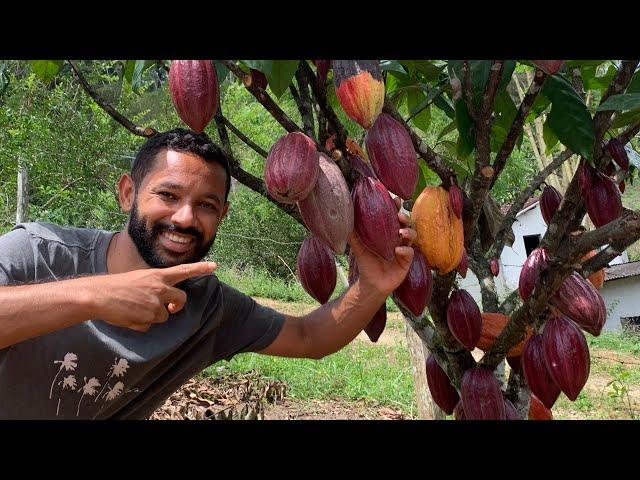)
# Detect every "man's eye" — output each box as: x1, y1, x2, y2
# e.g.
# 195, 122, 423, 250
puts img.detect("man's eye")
200, 202, 217, 210
159, 192, 176, 200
